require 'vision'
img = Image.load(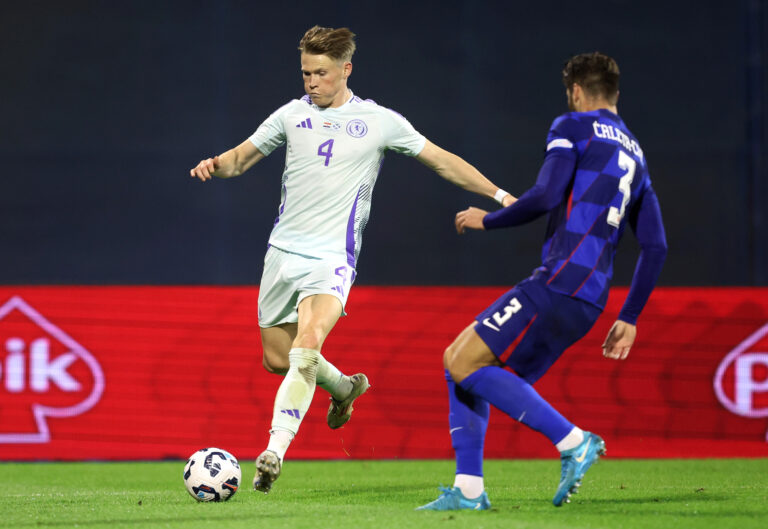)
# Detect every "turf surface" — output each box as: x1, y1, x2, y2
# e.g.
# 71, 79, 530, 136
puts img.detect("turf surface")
2, 459, 766, 528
